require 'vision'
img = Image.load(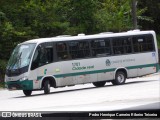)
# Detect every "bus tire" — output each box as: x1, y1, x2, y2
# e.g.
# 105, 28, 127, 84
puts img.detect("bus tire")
93, 81, 106, 87
112, 71, 126, 85
23, 90, 32, 96
44, 80, 50, 94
